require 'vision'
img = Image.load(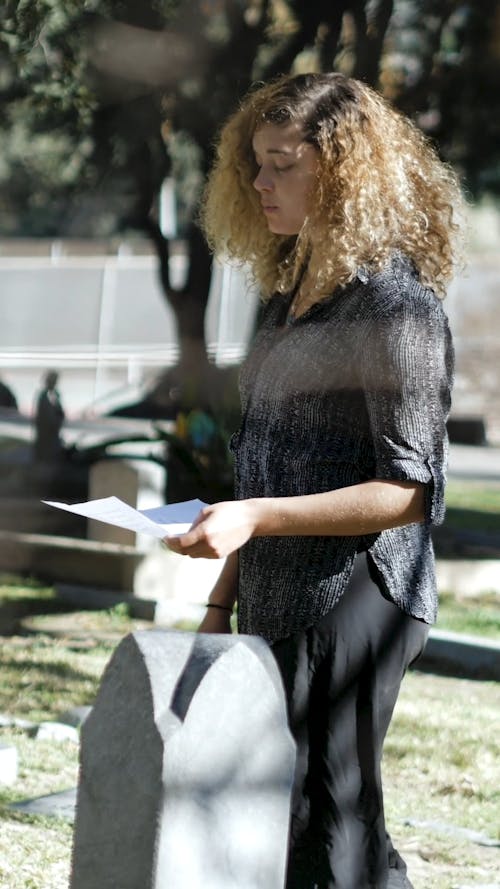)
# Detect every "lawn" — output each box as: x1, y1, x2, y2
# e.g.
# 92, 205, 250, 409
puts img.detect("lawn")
436, 589, 500, 638
445, 479, 500, 515
1, 468, 499, 889
0, 603, 499, 889
444, 479, 500, 534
